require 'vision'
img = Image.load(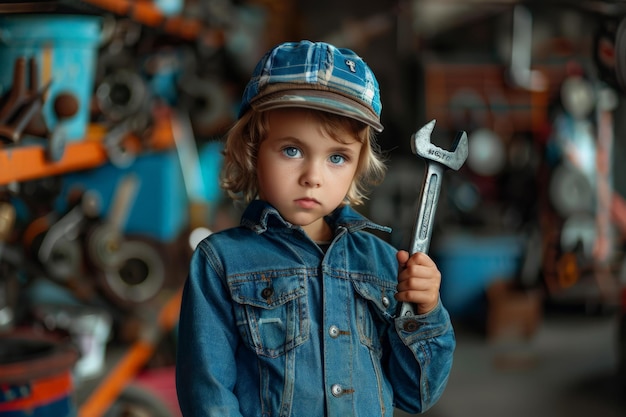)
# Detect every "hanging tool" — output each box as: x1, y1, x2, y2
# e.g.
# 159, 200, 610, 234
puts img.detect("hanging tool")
0, 57, 52, 144
0, 202, 18, 331
87, 174, 138, 271
96, 69, 151, 167
37, 191, 101, 288
87, 174, 165, 308
398, 120, 468, 318
46, 92, 80, 162
508, 5, 546, 92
